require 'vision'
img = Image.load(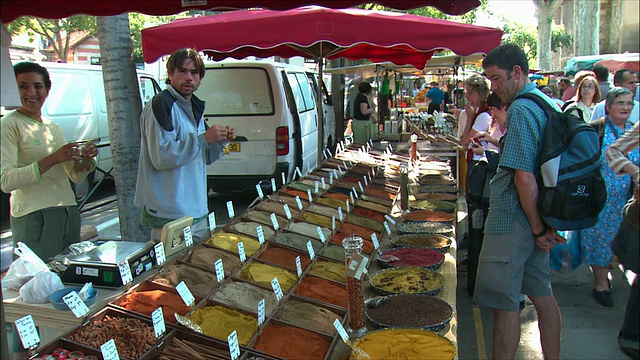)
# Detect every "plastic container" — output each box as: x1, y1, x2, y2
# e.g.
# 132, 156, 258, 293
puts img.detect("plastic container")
342, 236, 366, 338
